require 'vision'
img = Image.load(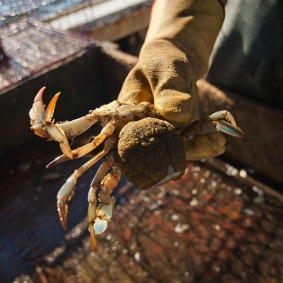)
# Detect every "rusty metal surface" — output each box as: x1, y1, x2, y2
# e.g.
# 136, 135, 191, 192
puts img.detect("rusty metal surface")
1, 136, 283, 283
